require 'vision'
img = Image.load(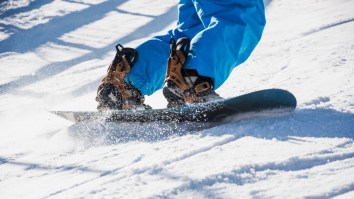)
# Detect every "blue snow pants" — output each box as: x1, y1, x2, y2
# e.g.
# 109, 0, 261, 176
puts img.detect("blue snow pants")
127, 0, 266, 95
